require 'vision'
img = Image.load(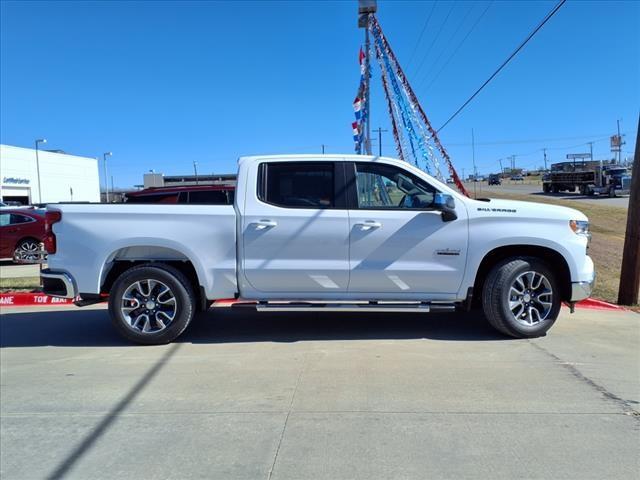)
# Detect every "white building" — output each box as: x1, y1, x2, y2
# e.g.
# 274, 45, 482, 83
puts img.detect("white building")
0, 144, 100, 205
